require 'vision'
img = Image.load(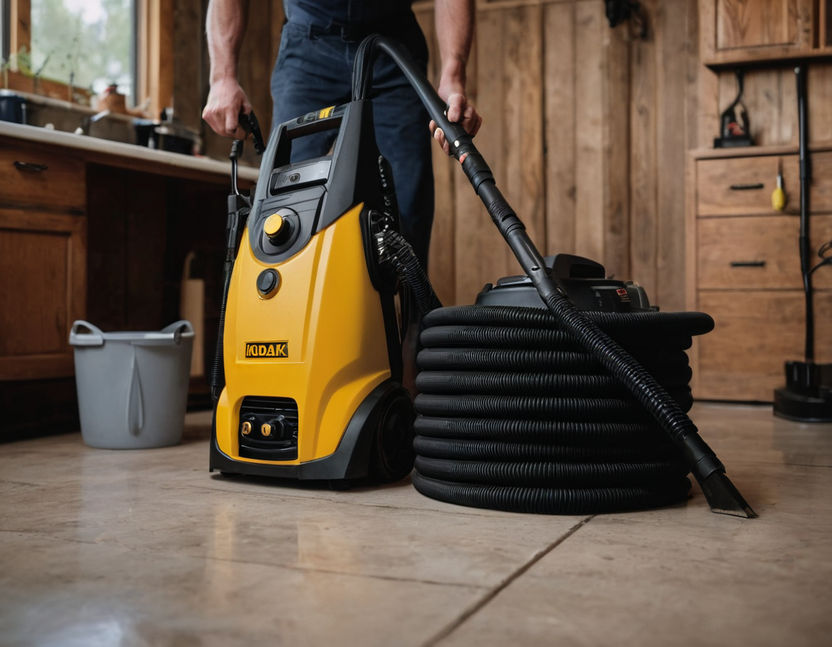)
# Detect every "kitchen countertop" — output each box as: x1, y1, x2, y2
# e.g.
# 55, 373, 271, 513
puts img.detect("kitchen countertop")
0, 121, 260, 183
